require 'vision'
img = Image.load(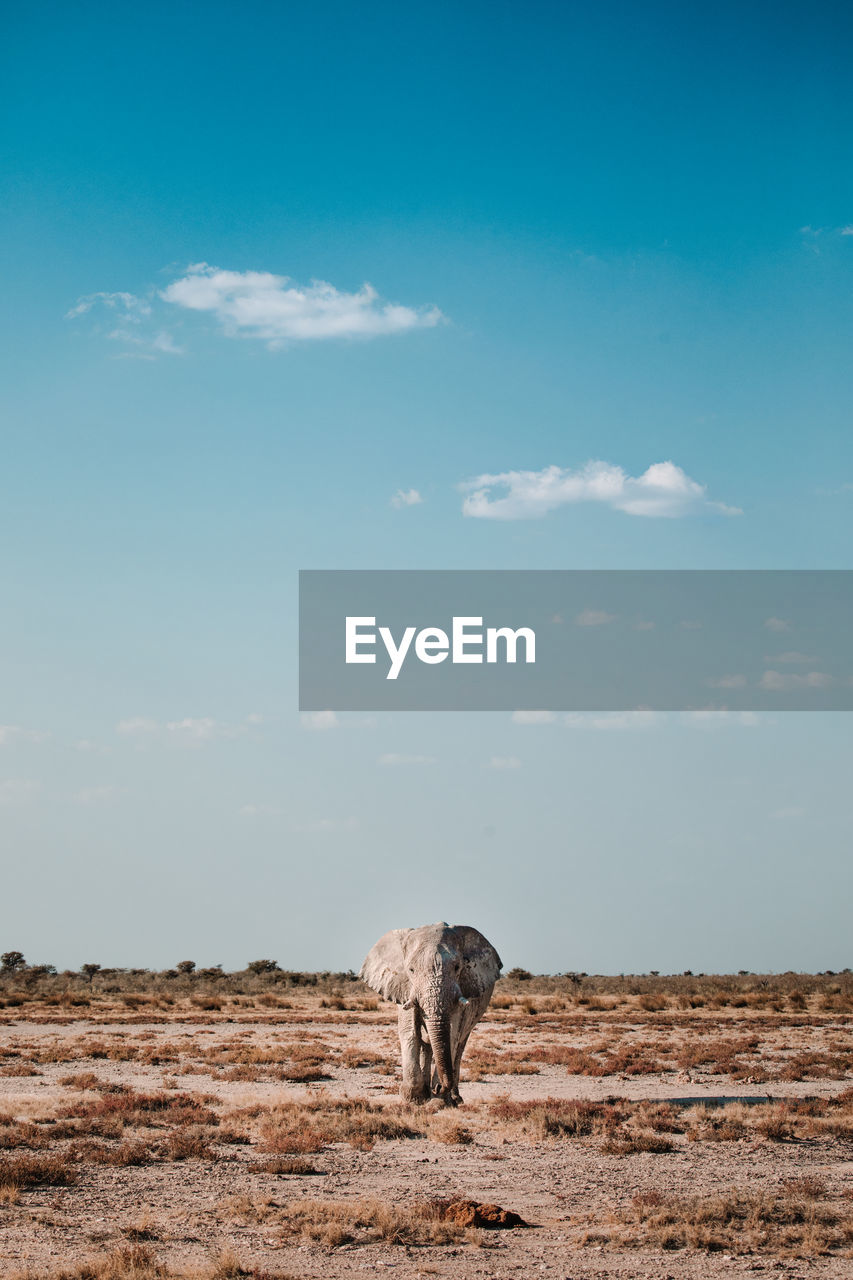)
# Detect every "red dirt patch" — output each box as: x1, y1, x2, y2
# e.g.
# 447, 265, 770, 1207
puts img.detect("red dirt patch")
429, 1197, 530, 1228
